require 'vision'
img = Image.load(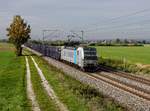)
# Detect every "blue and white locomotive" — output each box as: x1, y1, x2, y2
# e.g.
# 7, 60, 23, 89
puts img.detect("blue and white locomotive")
25, 43, 98, 71
61, 46, 98, 70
